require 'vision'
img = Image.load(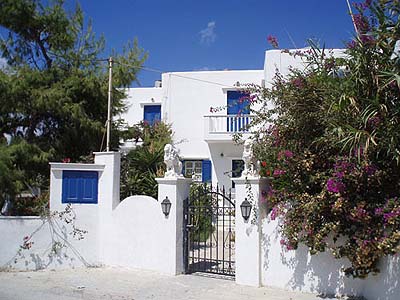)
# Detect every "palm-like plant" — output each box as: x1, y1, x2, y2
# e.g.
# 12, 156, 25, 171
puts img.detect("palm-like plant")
120, 122, 172, 199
